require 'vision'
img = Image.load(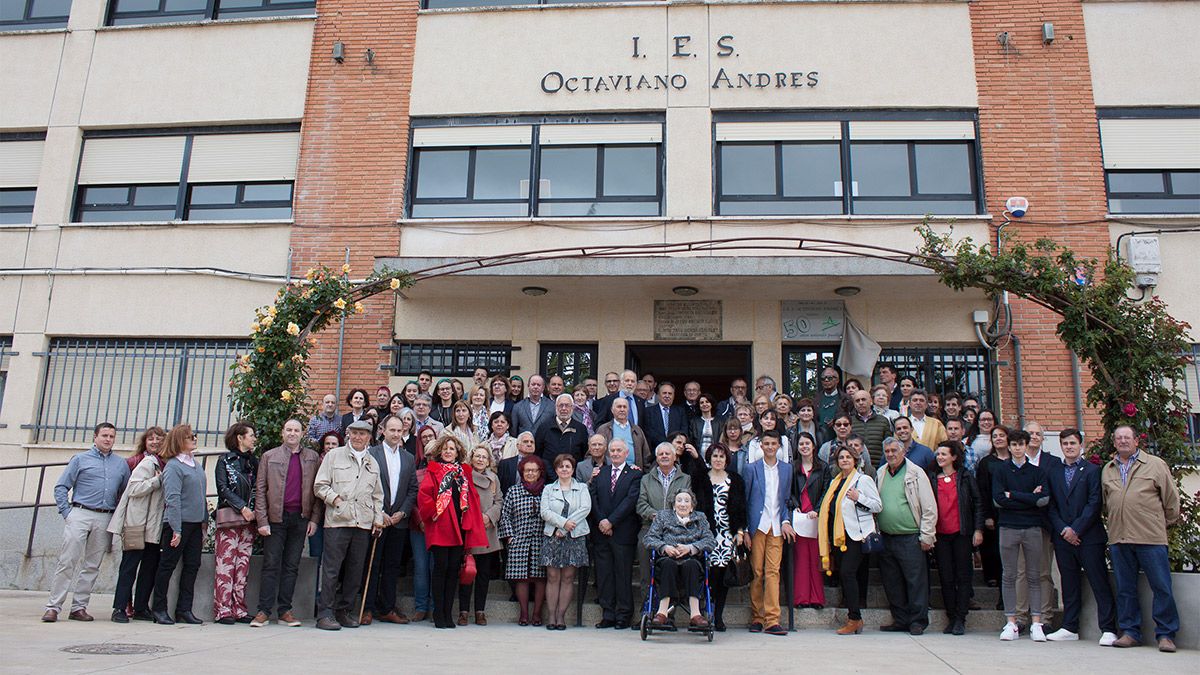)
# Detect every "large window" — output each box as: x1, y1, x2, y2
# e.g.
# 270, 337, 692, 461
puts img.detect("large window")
409, 119, 663, 218
74, 128, 299, 223
783, 345, 994, 408
0, 137, 43, 224
1099, 111, 1200, 215
389, 342, 513, 377
106, 0, 315, 26
716, 115, 981, 216
0, 0, 70, 30
540, 343, 597, 387
32, 338, 248, 447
